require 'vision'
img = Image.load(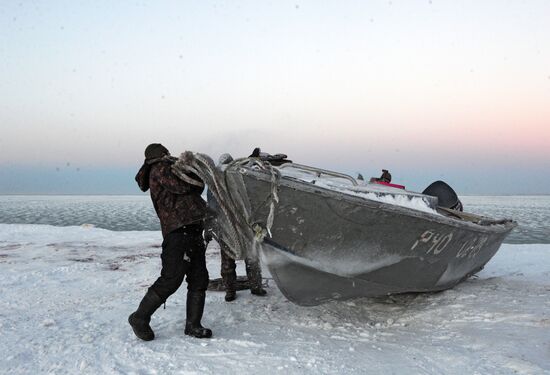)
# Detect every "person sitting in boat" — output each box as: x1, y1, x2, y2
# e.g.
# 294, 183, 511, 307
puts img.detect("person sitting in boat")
205, 153, 267, 302
379, 169, 392, 183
